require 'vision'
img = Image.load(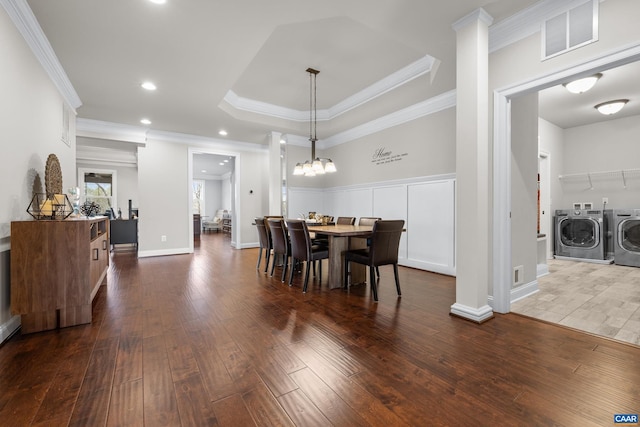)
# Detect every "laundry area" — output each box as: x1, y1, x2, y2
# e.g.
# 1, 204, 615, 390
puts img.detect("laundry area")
511, 62, 640, 347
